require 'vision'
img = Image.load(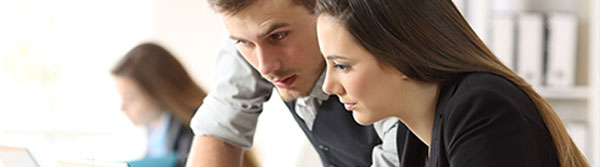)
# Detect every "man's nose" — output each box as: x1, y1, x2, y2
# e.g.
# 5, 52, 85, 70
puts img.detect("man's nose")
256, 46, 282, 75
